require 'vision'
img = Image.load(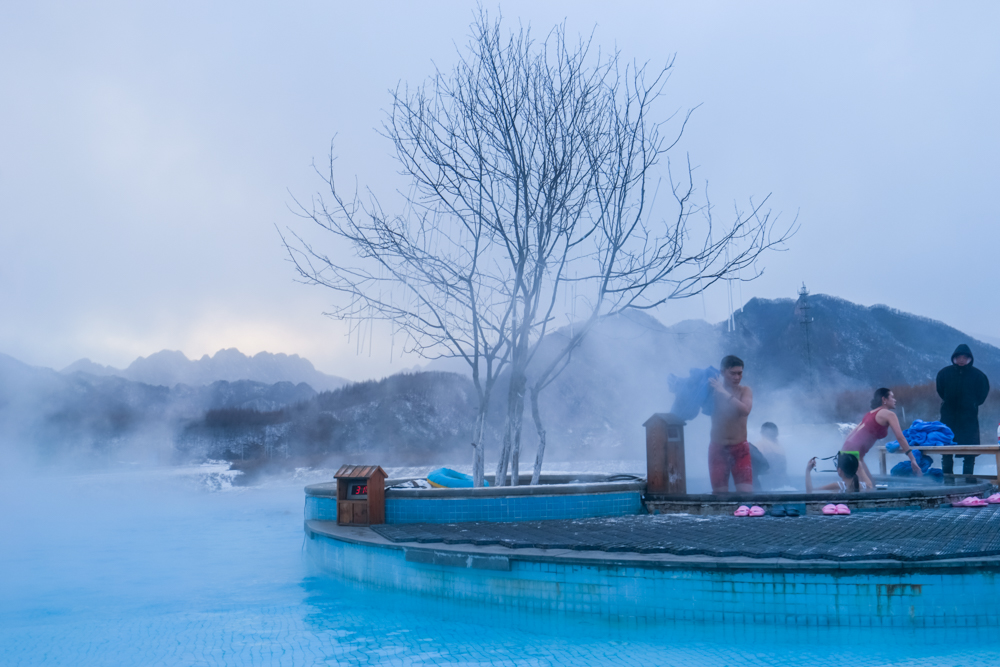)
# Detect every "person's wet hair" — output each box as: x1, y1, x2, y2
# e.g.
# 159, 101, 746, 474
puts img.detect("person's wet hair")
837, 452, 861, 492
761, 422, 778, 438
721, 355, 744, 370
870, 387, 891, 410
